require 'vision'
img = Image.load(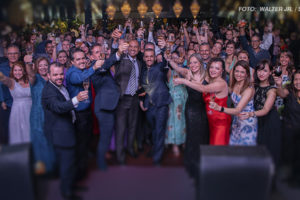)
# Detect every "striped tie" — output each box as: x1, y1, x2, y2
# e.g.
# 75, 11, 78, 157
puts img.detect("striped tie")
128, 59, 137, 96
